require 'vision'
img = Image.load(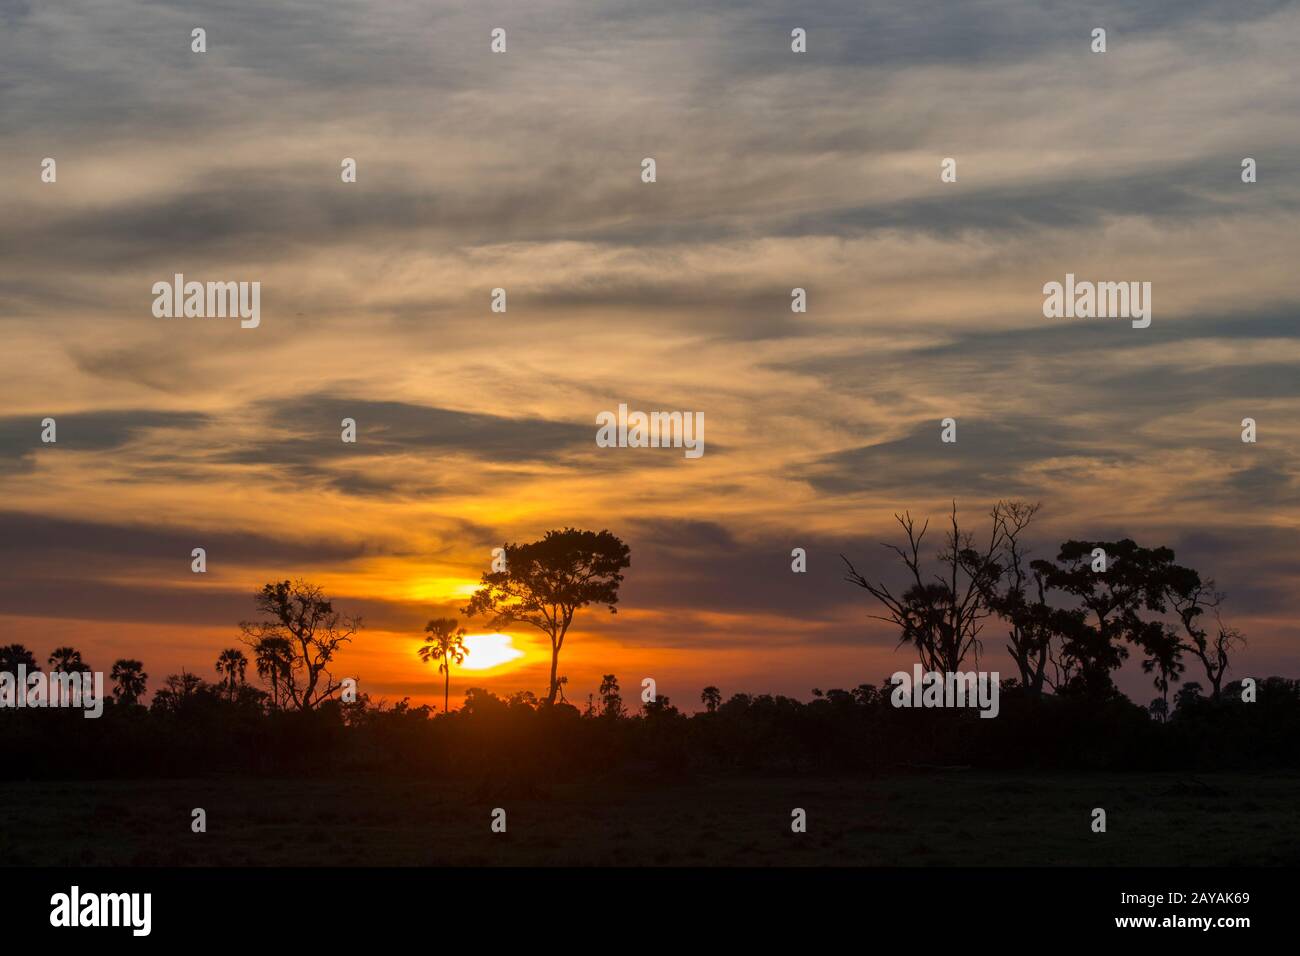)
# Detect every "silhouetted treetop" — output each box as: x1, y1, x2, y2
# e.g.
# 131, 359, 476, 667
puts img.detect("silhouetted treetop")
464, 528, 630, 707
